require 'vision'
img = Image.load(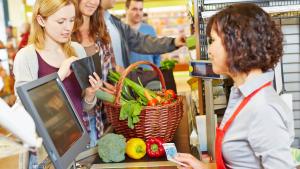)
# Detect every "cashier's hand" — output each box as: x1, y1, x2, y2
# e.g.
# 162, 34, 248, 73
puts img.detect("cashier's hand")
174, 34, 186, 47
58, 56, 78, 81
85, 72, 103, 103
175, 153, 207, 169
